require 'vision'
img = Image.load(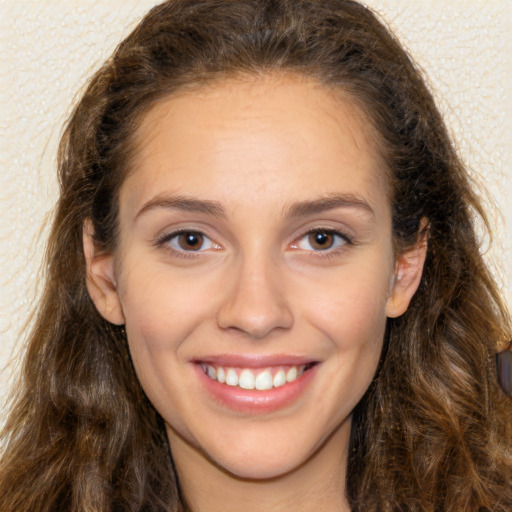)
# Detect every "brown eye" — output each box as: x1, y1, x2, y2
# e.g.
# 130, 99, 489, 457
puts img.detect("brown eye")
177, 232, 204, 251
308, 230, 335, 250
293, 229, 349, 253
159, 230, 217, 254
